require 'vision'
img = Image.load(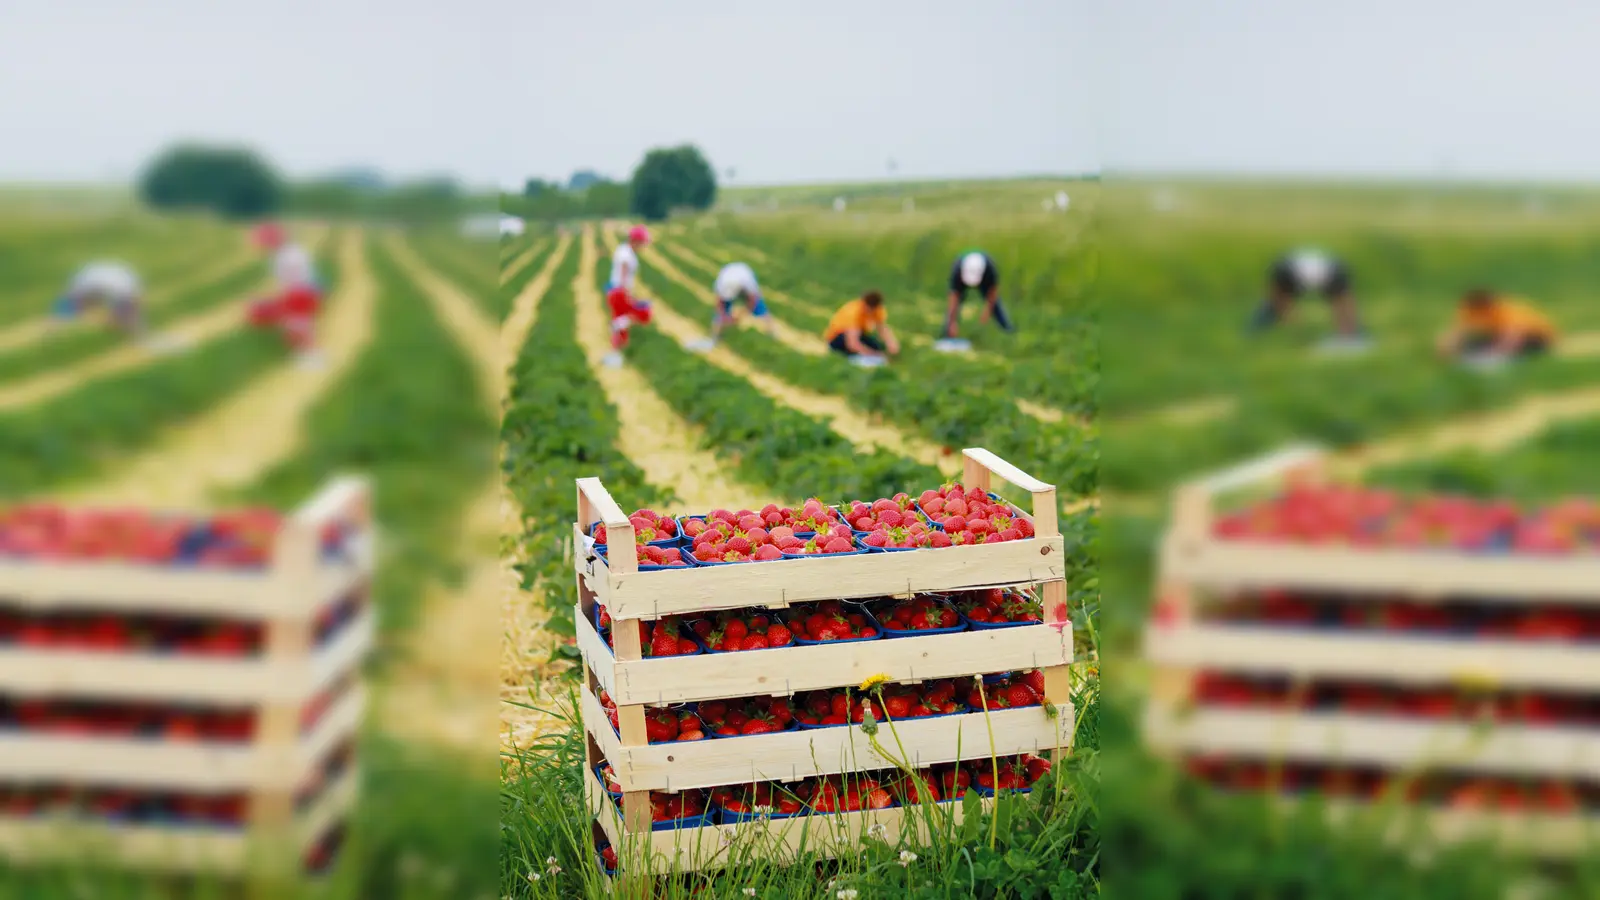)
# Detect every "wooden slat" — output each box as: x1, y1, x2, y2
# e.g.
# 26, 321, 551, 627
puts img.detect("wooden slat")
585, 764, 977, 875
1161, 534, 1600, 603
0, 684, 365, 790
577, 603, 1070, 705
0, 606, 373, 703
584, 684, 1070, 793
577, 525, 1067, 620
1145, 704, 1600, 780
1144, 623, 1600, 693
